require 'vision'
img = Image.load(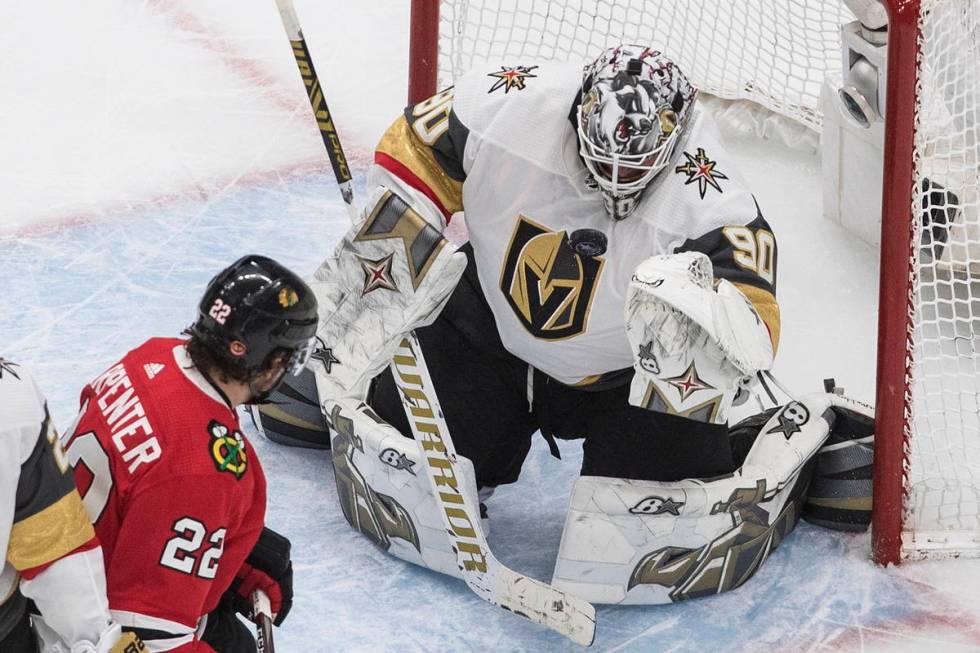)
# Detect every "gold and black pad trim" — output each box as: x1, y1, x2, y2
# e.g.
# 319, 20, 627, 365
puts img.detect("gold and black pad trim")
255, 367, 330, 449
802, 406, 874, 531
628, 466, 813, 601
639, 381, 724, 423
8, 406, 95, 571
